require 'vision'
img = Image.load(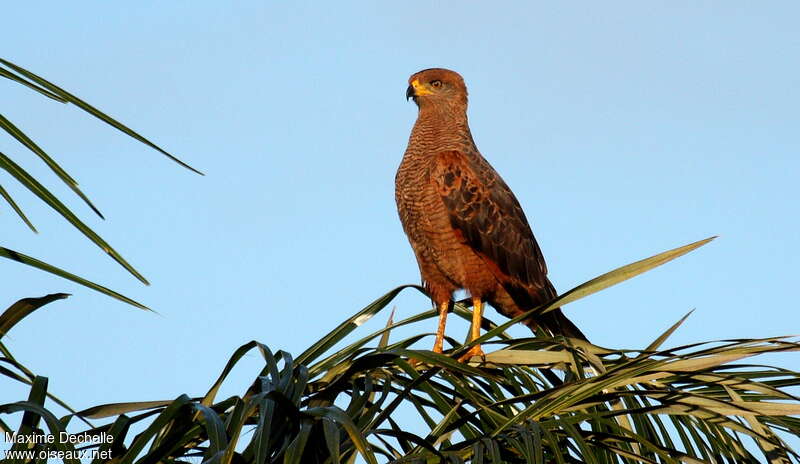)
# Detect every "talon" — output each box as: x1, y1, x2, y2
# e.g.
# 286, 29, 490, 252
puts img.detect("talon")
458, 345, 485, 362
